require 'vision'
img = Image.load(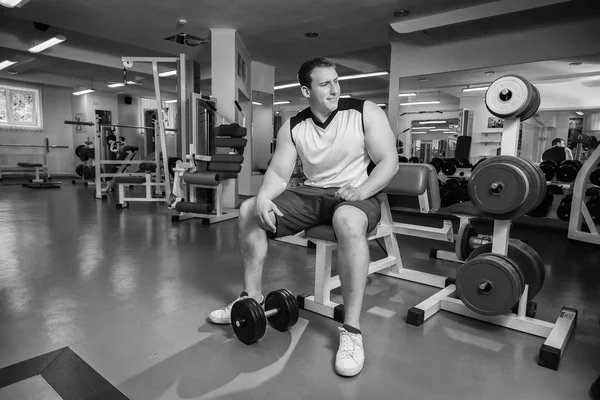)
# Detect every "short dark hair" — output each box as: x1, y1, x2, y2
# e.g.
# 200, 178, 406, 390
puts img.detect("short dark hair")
297, 57, 336, 88
552, 138, 564, 146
